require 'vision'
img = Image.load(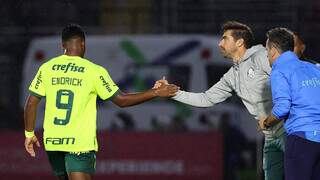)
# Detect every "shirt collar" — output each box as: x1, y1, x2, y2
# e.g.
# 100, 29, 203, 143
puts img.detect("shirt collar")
272, 51, 299, 69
